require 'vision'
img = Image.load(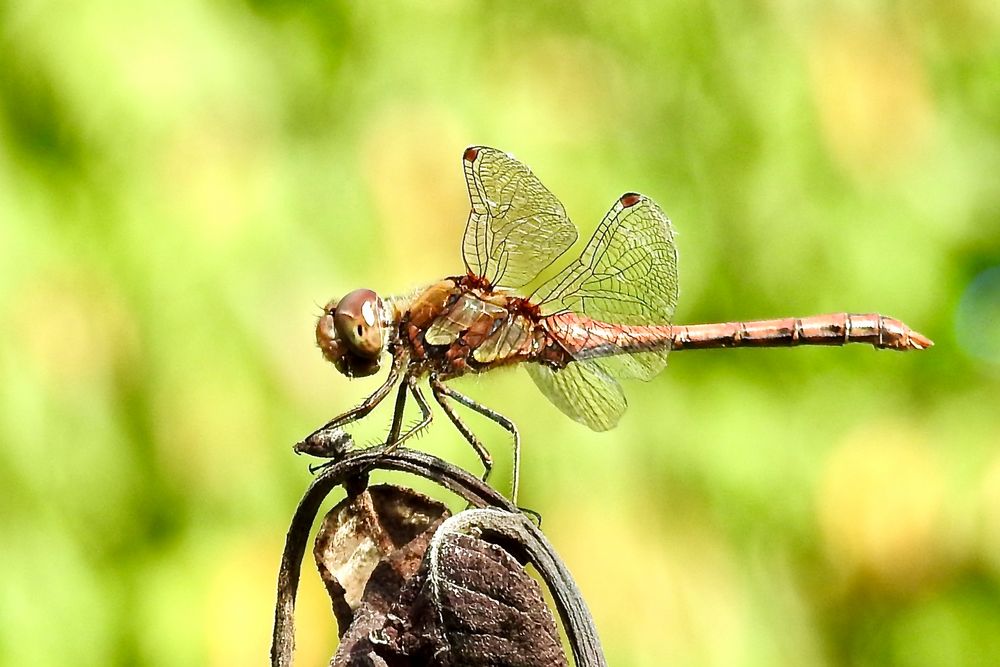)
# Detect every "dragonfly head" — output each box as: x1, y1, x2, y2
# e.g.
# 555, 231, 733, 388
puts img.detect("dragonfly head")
316, 289, 388, 378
